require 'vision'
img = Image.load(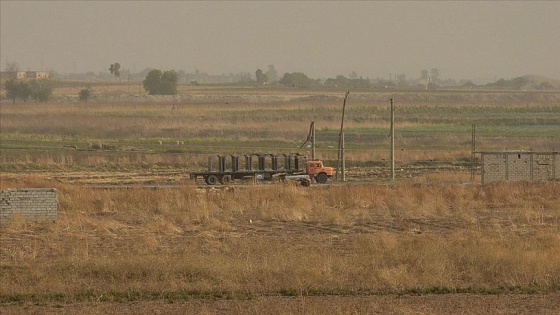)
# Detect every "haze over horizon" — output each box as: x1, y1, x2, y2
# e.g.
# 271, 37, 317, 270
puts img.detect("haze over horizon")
1, 1, 559, 82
